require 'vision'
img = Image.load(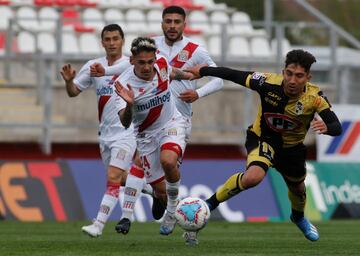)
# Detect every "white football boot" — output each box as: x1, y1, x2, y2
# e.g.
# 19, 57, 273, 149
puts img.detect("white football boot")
82, 220, 103, 237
